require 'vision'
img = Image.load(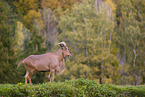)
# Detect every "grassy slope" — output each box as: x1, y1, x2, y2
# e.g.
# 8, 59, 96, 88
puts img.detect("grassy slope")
0, 78, 145, 97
